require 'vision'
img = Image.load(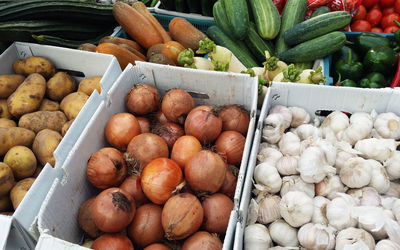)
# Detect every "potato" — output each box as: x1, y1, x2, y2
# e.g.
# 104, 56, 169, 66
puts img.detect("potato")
13, 56, 56, 79
39, 98, 60, 111
0, 196, 12, 212
7, 73, 46, 117
18, 111, 67, 134
4, 146, 37, 180
77, 76, 102, 96
32, 129, 62, 167
0, 127, 35, 156
77, 43, 96, 52
0, 162, 15, 196
10, 177, 35, 210
47, 72, 76, 101
0, 99, 12, 119
0, 74, 25, 99
32, 164, 43, 178
61, 119, 74, 137
0, 118, 15, 128
60, 92, 89, 120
